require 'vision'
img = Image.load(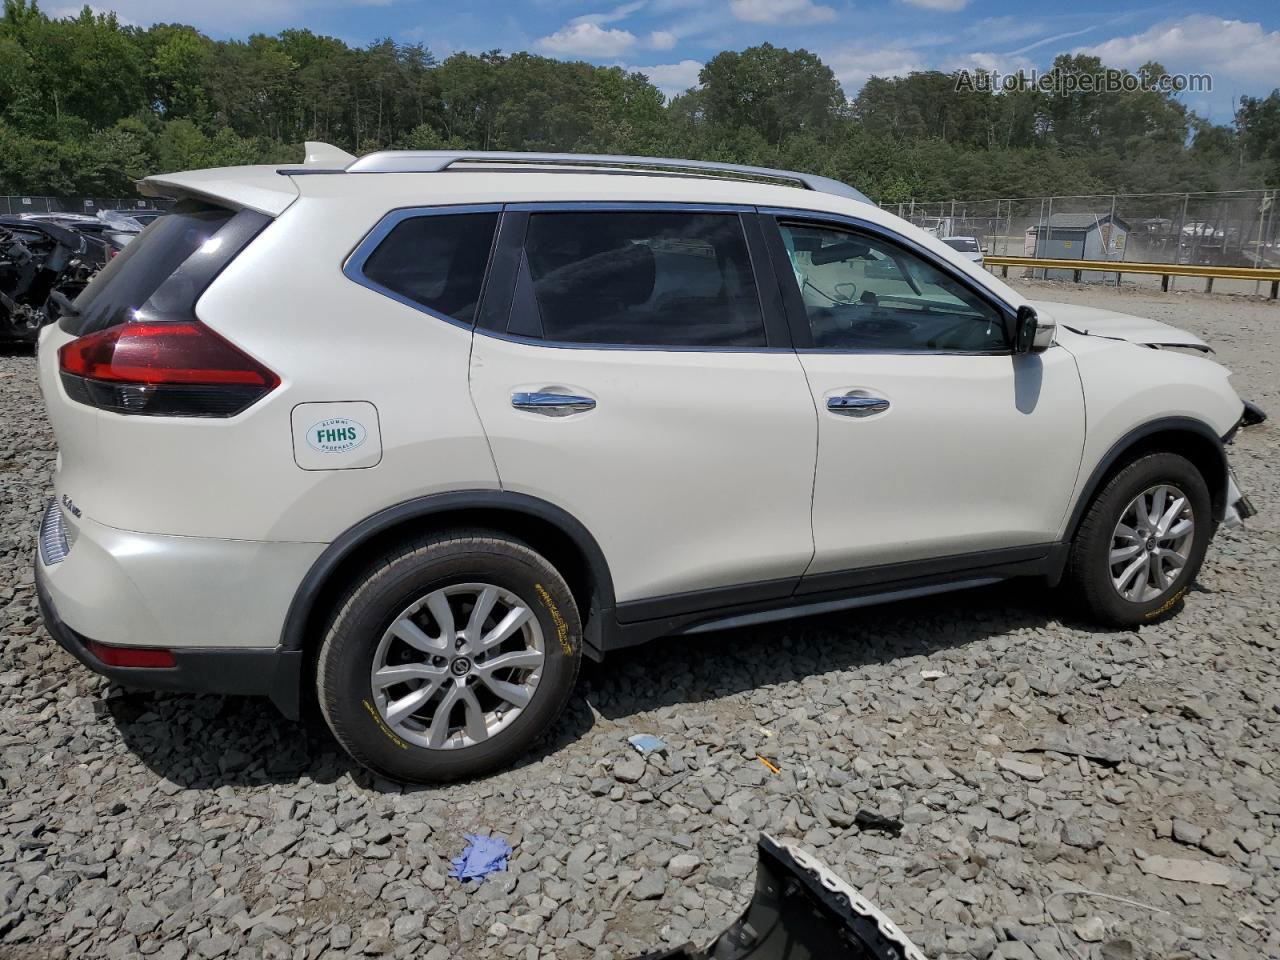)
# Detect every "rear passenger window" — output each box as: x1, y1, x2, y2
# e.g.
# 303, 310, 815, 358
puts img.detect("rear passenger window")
517, 211, 765, 347
360, 212, 497, 324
